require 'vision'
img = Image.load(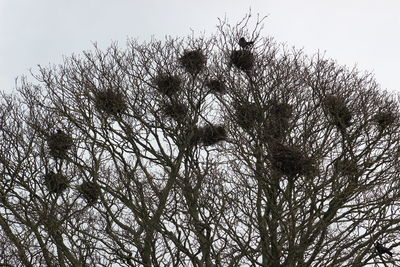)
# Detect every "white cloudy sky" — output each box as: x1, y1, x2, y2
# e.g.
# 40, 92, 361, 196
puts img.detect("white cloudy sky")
1, 0, 399, 93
